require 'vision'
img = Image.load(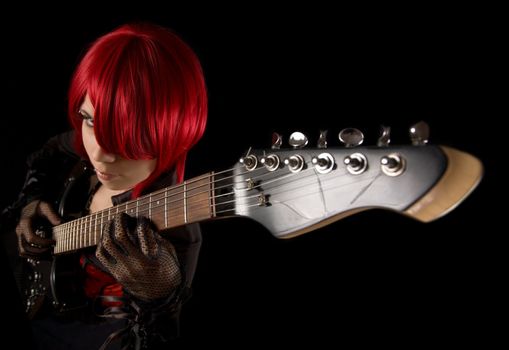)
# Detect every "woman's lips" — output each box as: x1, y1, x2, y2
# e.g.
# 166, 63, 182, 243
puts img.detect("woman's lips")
95, 169, 118, 181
